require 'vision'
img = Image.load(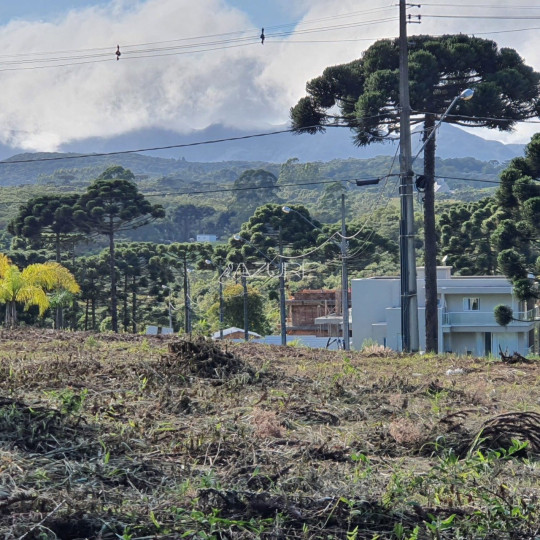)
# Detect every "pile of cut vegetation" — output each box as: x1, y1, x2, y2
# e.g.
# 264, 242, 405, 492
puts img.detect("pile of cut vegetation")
163, 337, 257, 381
